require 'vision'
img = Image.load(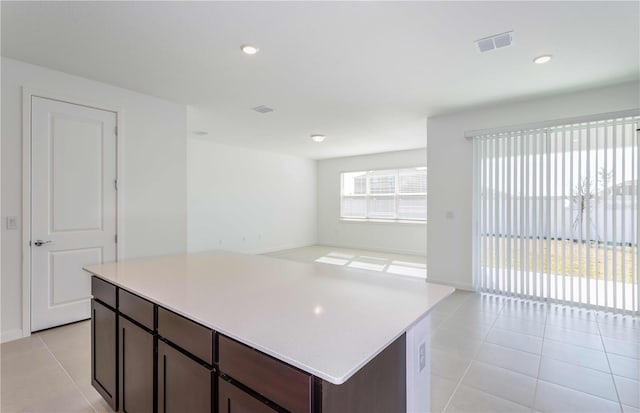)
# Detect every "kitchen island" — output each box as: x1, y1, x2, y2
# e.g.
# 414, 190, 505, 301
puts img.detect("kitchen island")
84, 250, 453, 413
